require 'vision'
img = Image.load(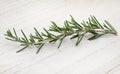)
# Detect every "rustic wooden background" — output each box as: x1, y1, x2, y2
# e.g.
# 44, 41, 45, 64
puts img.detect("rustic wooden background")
0, 0, 120, 74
